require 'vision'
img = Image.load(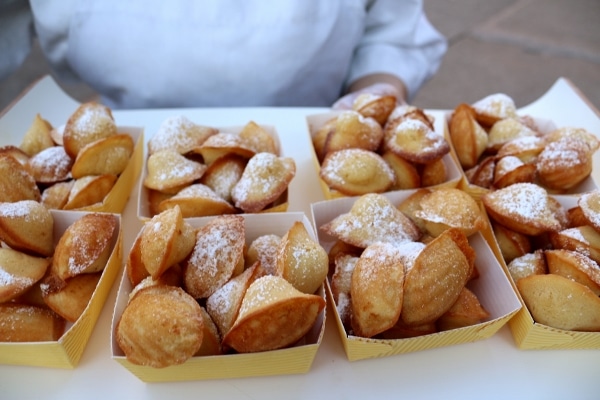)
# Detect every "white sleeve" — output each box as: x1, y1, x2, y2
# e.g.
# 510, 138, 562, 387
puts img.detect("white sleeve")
346, 0, 447, 101
0, 0, 34, 81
